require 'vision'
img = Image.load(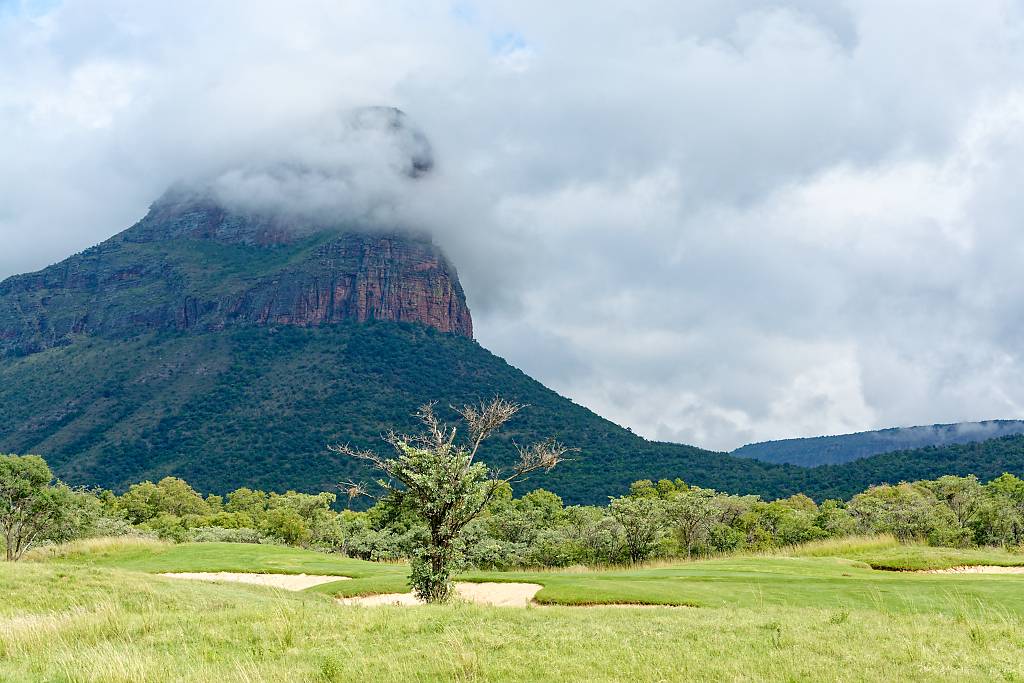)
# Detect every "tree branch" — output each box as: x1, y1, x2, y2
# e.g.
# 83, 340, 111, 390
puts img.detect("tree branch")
456, 398, 524, 461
